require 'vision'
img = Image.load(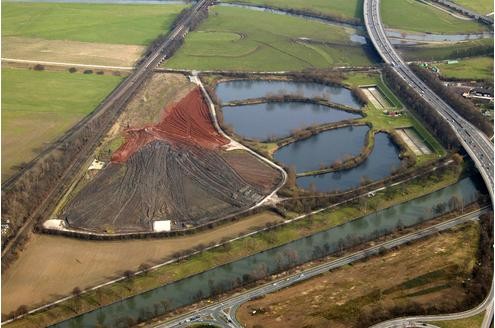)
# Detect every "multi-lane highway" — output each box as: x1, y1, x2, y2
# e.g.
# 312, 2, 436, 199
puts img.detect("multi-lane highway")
154, 208, 488, 328
364, 0, 494, 201
364, 0, 494, 326
157, 2, 494, 327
